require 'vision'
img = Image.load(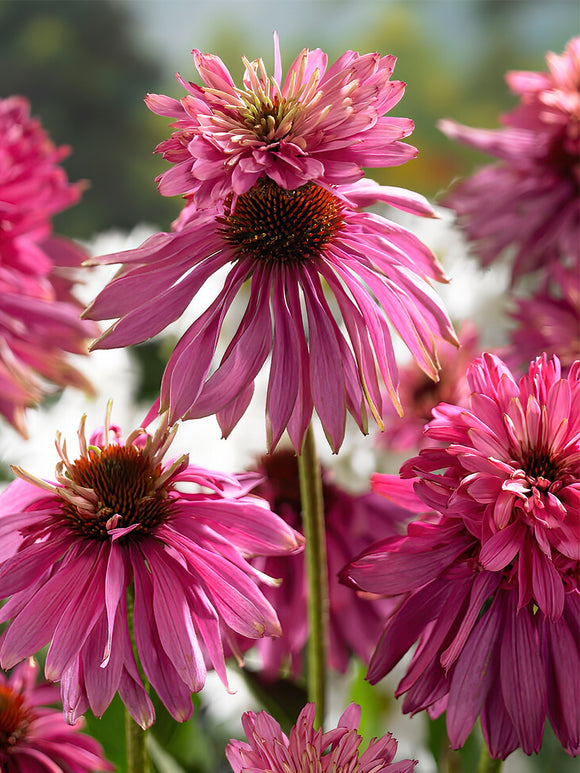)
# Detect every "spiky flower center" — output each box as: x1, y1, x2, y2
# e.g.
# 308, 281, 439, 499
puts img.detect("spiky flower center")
0, 686, 33, 753
60, 444, 175, 541
220, 178, 344, 265
520, 445, 565, 494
